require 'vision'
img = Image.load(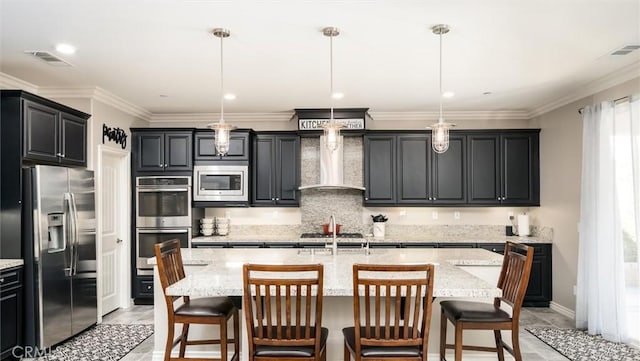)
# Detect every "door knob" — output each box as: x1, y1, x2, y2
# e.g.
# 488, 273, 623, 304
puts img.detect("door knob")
116, 238, 123, 244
